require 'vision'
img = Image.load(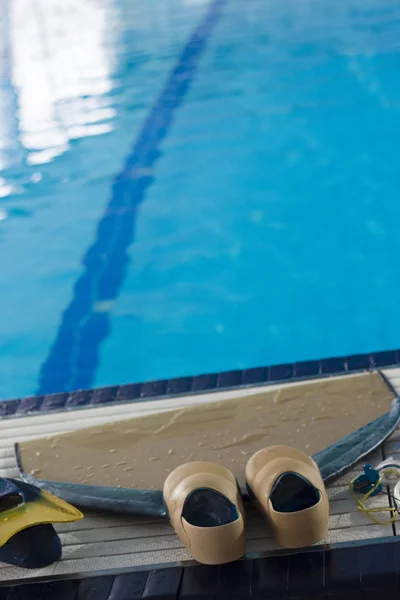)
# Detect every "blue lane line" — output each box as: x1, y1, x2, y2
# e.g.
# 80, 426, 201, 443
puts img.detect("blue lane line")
37, 0, 226, 395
